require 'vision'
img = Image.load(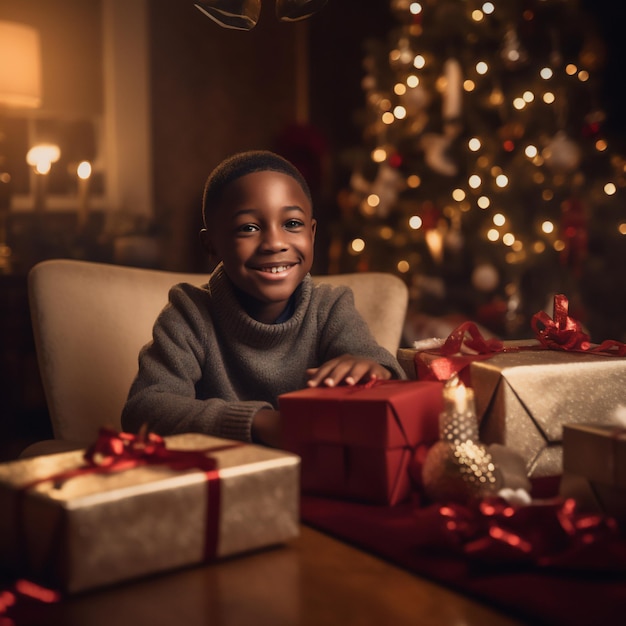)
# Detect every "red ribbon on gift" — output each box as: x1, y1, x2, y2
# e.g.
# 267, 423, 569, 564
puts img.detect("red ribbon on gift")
434, 496, 626, 571
415, 321, 507, 381
416, 294, 626, 381
19, 427, 242, 566
532, 294, 626, 356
